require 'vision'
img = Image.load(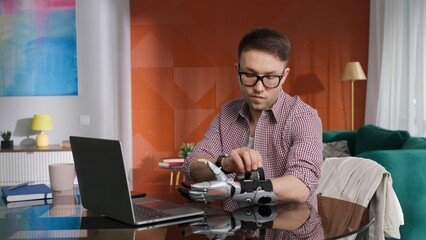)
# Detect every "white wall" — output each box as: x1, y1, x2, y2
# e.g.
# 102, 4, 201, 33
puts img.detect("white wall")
0, 0, 132, 171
